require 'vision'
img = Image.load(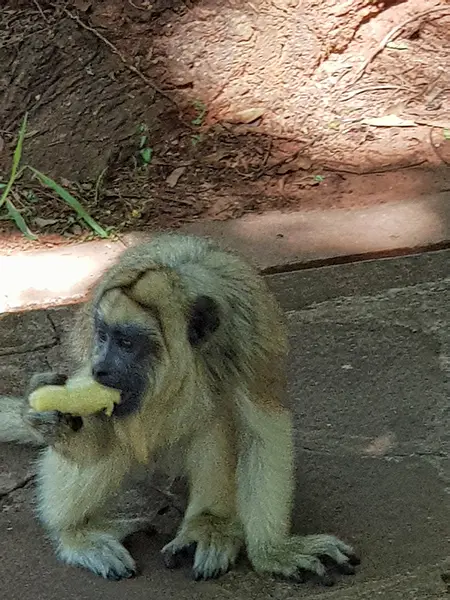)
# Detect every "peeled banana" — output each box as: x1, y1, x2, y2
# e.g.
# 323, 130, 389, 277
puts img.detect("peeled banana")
28, 376, 121, 417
